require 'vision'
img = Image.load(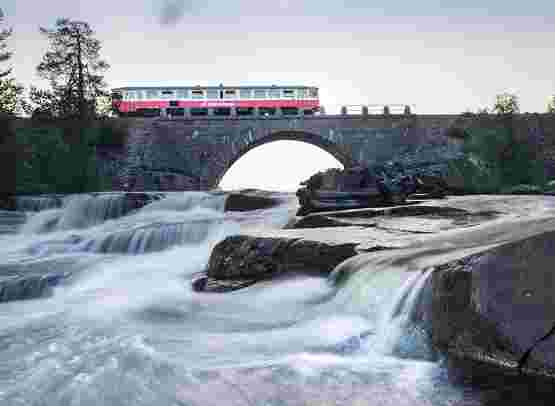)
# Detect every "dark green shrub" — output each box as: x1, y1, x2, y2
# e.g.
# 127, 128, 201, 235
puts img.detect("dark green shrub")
447, 126, 546, 193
